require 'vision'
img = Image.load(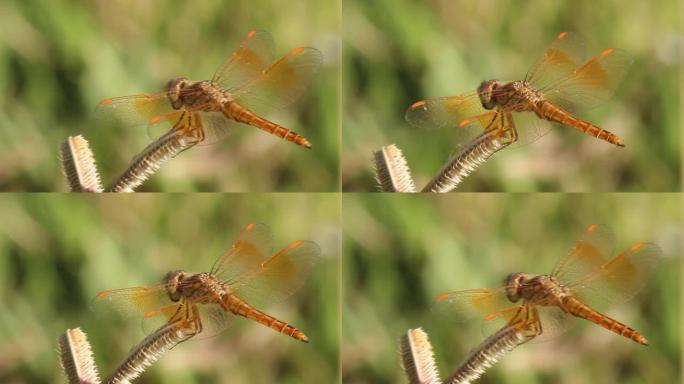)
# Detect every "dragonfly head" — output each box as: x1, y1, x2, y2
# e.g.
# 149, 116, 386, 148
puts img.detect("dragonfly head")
477, 79, 503, 110
164, 270, 186, 302
505, 272, 529, 303
166, 77, 191, 109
